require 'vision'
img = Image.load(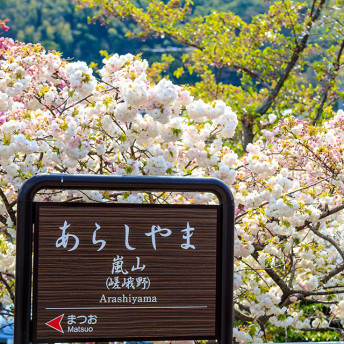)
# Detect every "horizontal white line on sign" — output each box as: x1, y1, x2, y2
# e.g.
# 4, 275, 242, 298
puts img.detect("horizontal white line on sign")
45, 306, 208, 310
